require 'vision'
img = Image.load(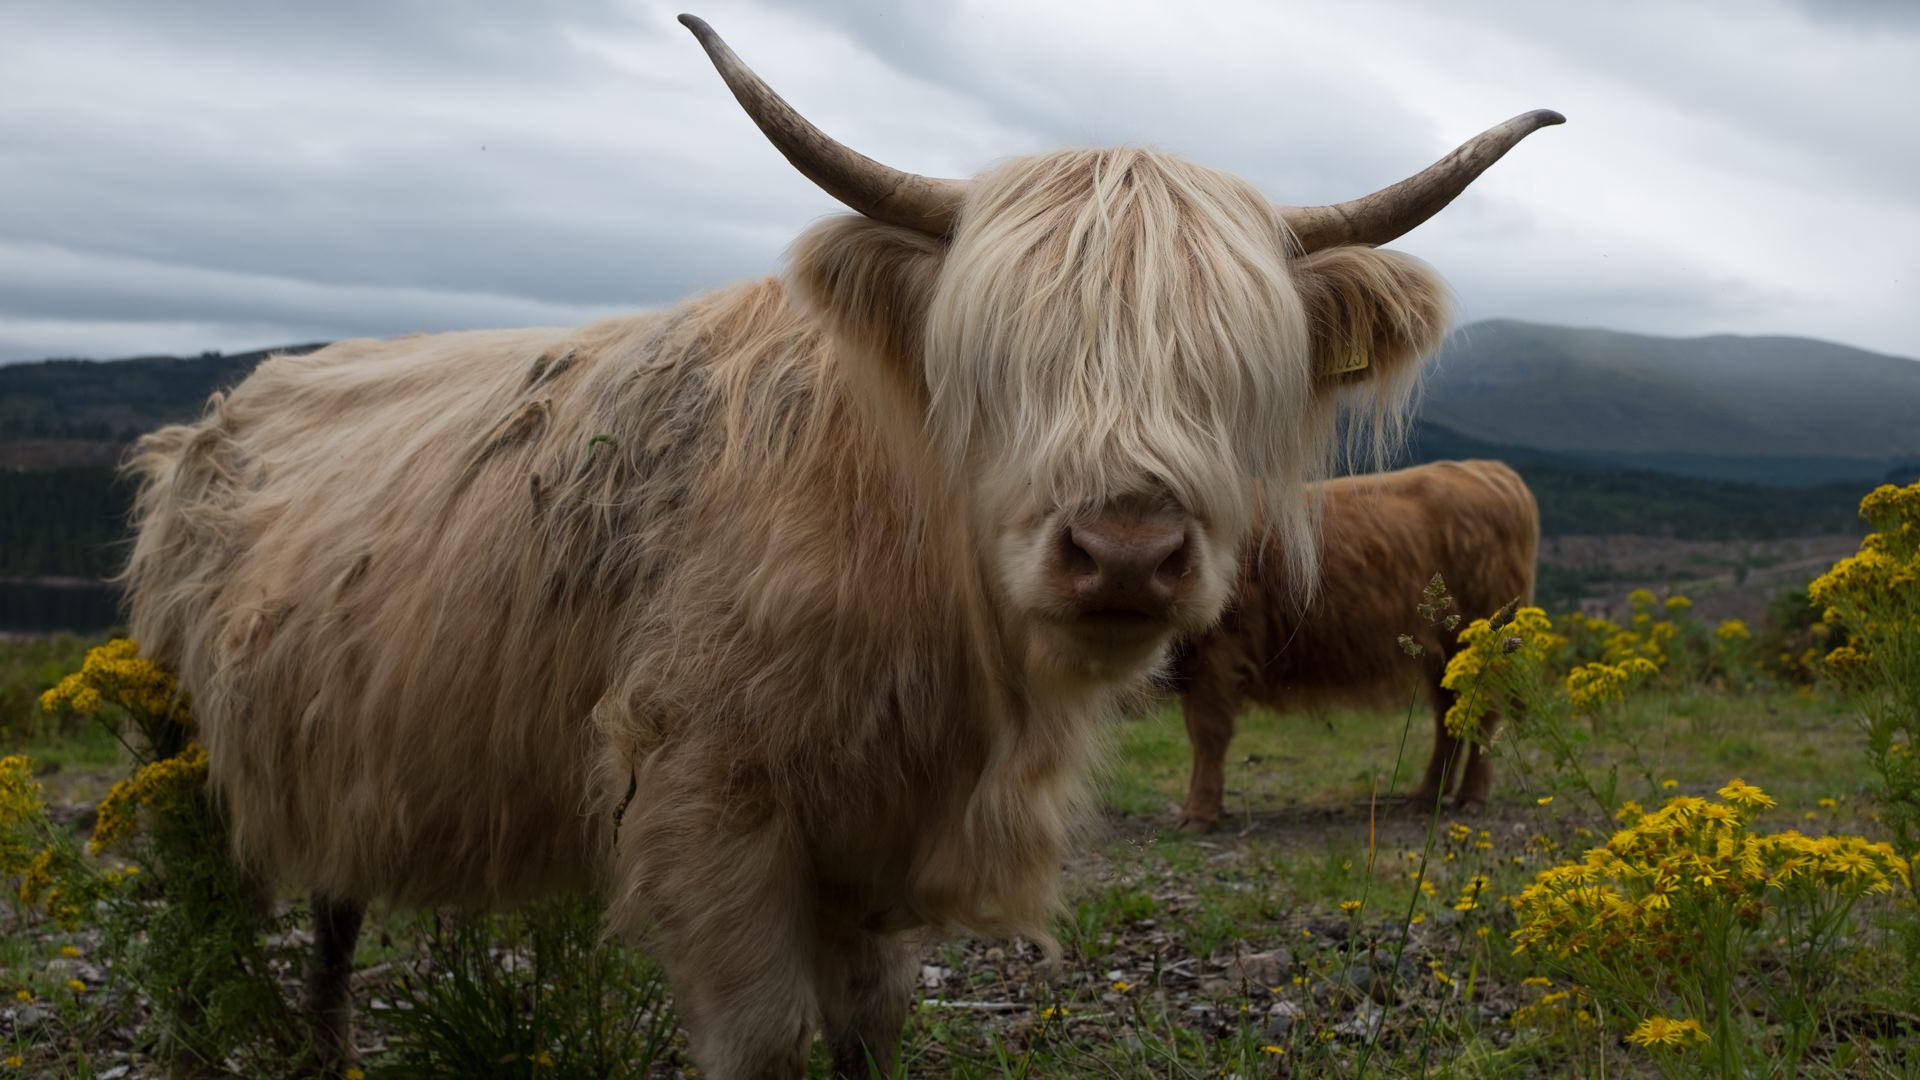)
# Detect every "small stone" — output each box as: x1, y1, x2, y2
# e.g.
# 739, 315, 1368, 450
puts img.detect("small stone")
14, 1004, 52, 1030
1334, 1000, 1385, 1038
1227, 948, 1292, 986
919, 965, 946, 990
99, 1067, 130, 1080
